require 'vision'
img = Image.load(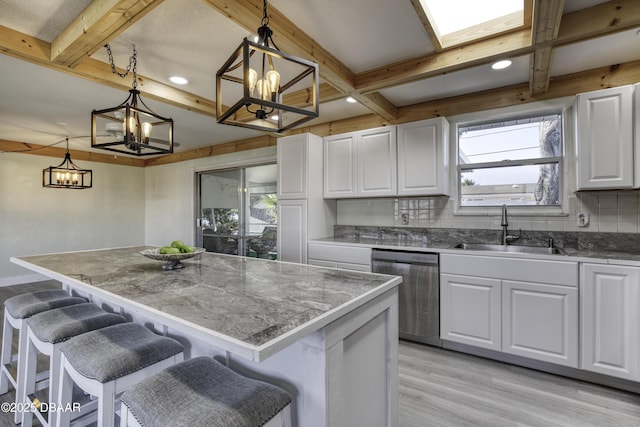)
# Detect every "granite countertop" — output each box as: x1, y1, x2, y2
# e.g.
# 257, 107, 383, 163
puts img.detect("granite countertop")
12, 246, 401, 361
310, 237, 640, 265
